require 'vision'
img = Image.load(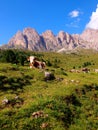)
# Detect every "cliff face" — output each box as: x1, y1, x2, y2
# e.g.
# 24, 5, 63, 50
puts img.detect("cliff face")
41, 30, 59, 51
80, 28, 98, 50
1, 27, 98, 51
8, 28, 46, 51
8, 31, 27, 49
